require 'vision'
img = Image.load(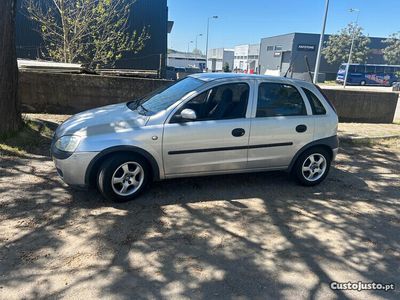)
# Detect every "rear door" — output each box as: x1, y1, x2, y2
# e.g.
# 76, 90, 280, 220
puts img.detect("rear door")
163, 80, 254, 175
247, 80, 314, 169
